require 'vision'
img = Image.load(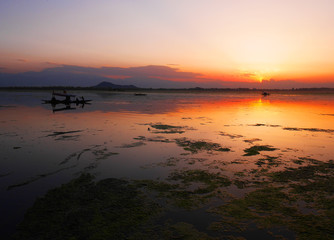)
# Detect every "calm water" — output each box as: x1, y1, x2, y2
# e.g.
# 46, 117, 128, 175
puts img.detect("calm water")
1, 90, 334, 239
